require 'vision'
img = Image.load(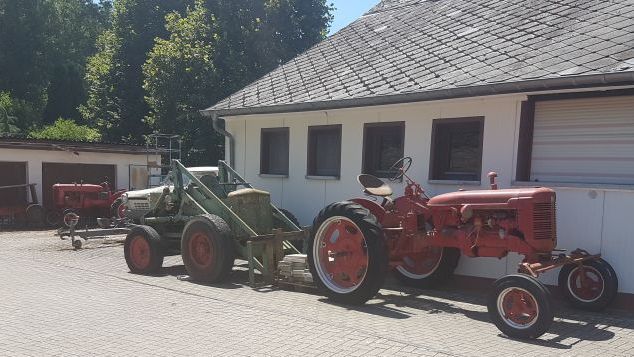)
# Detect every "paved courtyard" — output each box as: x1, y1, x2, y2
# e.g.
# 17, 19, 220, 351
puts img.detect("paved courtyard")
1, 230, 633, 357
